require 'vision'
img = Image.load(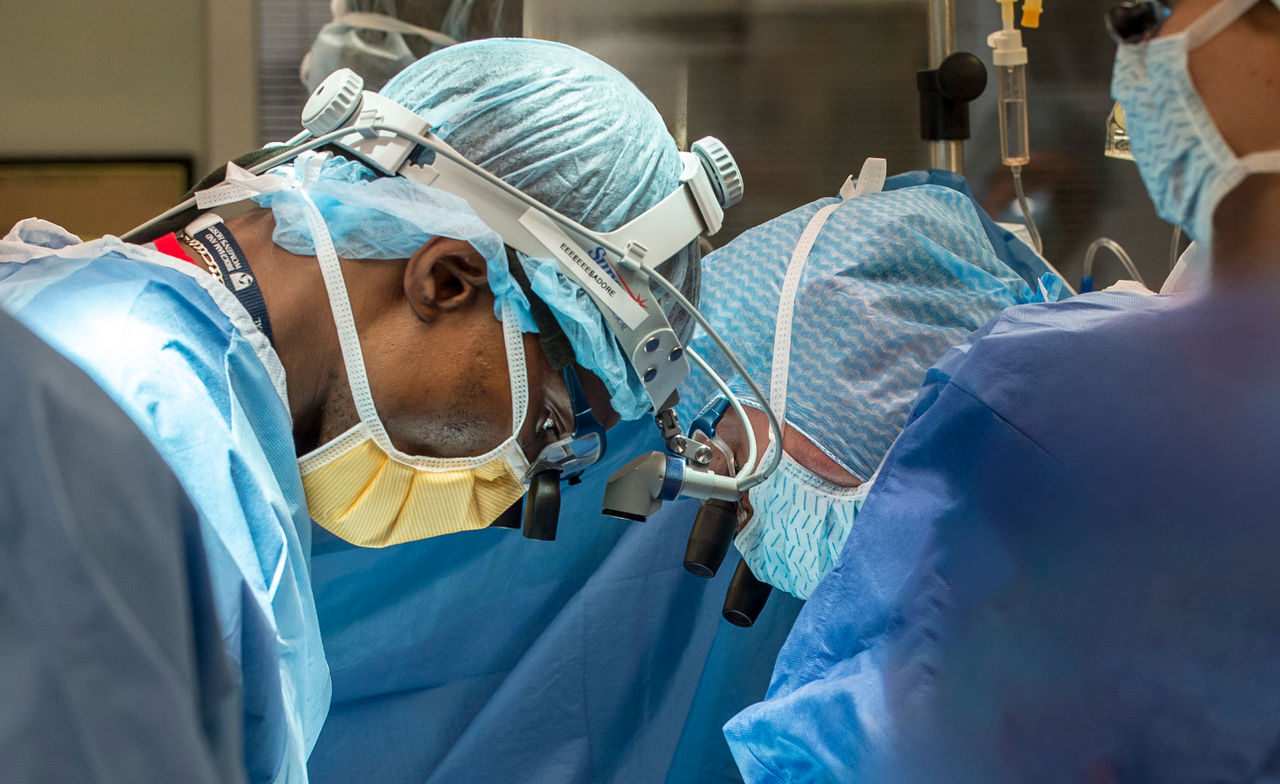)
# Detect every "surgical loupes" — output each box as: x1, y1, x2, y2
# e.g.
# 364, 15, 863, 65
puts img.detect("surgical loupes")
521, 366, 607, 541
682, 399, 741, 578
